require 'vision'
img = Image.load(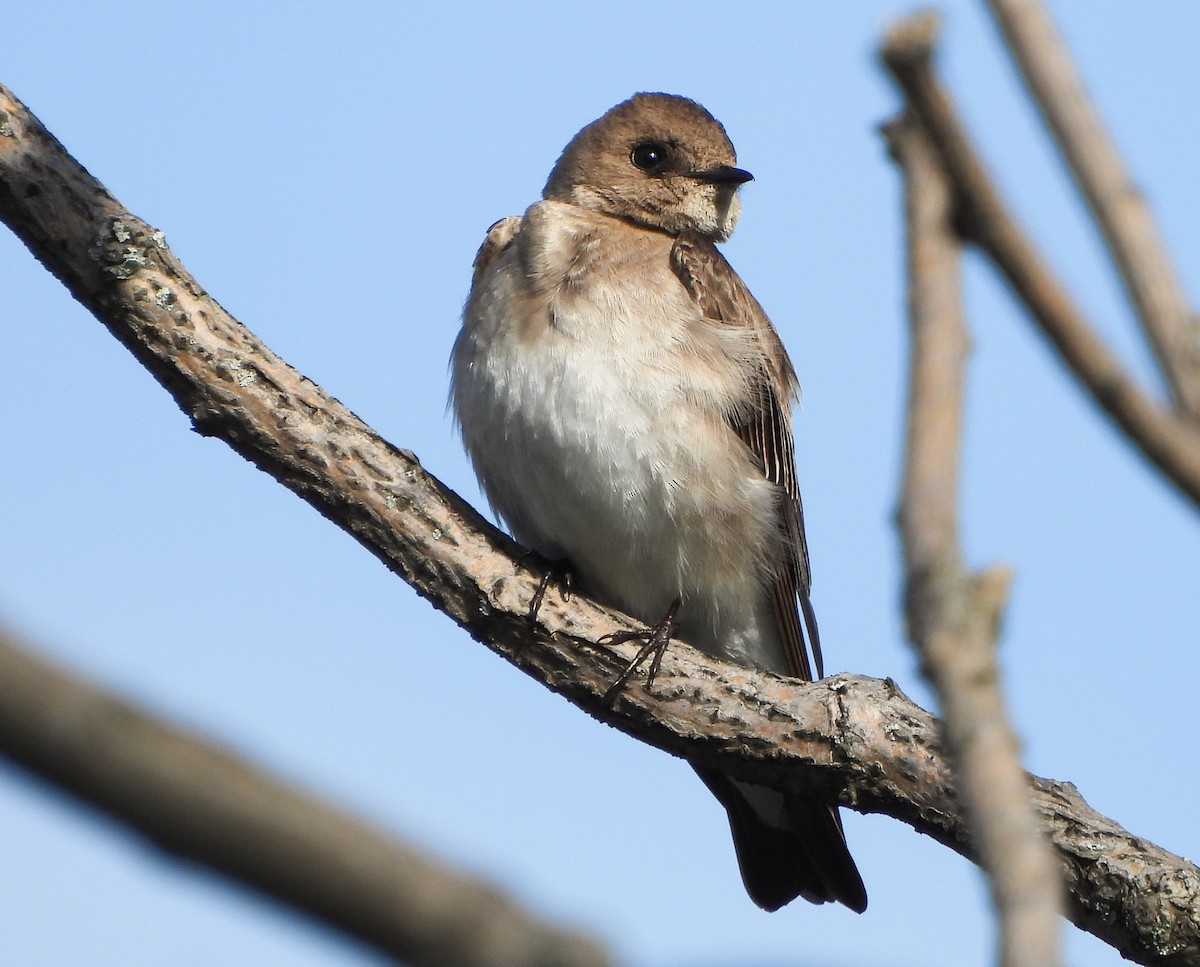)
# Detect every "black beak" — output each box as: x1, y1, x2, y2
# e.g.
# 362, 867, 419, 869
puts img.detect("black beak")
689, 165, 754, 186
